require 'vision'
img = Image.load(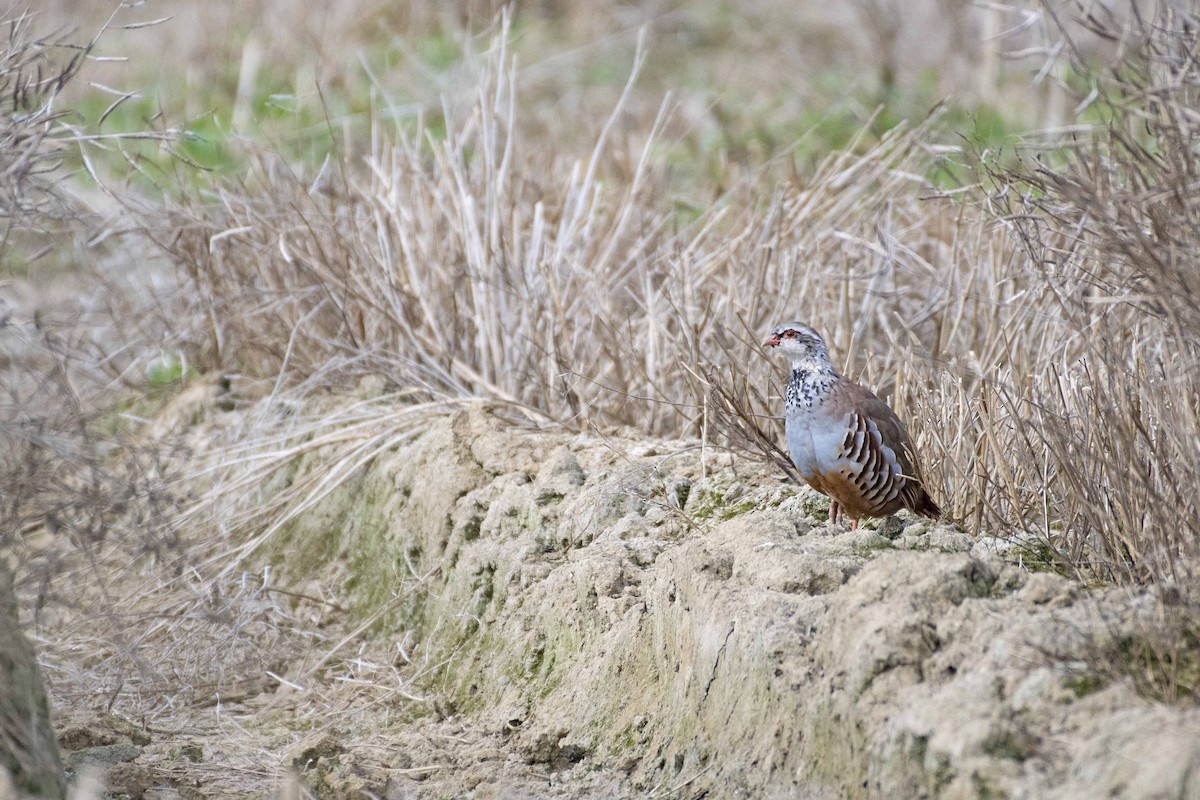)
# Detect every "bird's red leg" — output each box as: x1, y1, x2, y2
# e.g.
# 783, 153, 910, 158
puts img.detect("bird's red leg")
829, 500, 841, 526
850, 516, 860, 531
